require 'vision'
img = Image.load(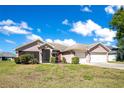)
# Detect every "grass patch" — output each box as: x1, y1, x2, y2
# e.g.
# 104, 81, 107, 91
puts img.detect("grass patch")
108, 61, 124, 64
83, 74, 93, 80
0, 61, 124, 88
